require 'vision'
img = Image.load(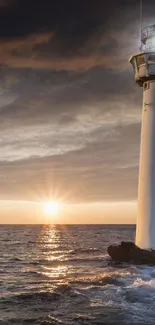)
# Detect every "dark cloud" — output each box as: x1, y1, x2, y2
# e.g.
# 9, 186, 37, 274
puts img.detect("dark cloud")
0, 0, 144, 69
0, 0, 17, 9
0, 66, 141, 142
0, 0, 111, 38
0, 0, 153, 68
